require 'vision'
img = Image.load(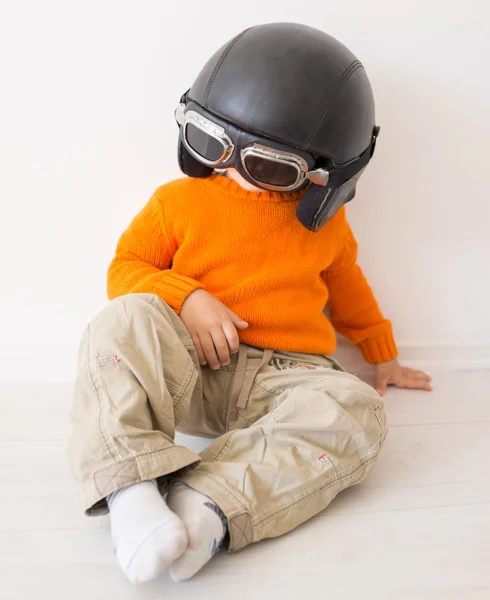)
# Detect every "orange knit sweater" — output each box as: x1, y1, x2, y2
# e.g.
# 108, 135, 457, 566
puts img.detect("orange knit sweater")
107, 175, 397, 364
